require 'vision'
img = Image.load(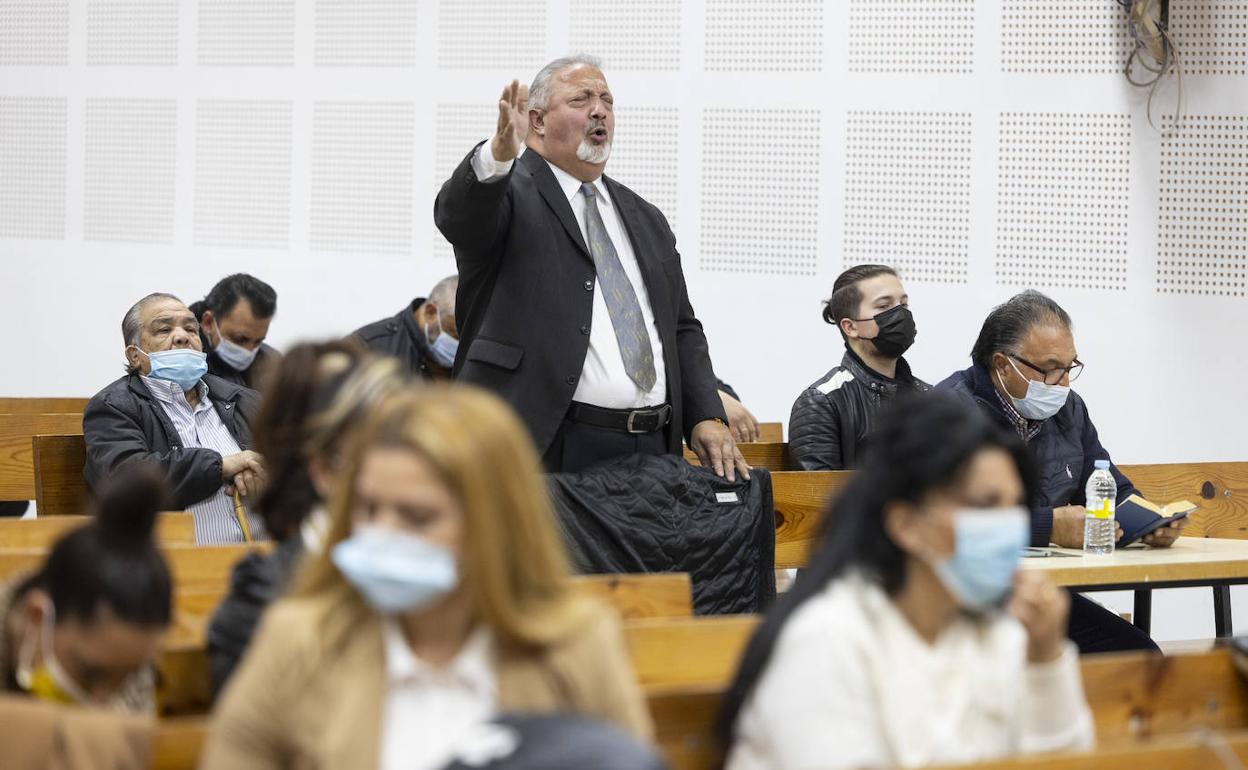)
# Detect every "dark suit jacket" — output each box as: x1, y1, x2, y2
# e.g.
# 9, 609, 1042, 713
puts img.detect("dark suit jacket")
434, 144, 725, 455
